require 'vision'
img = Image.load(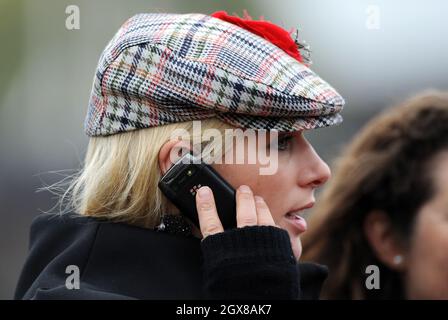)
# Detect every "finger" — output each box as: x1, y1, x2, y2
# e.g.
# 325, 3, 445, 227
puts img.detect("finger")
195, 186, 224, 239
254, 196, 276, 226
236, 185, 258, 227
